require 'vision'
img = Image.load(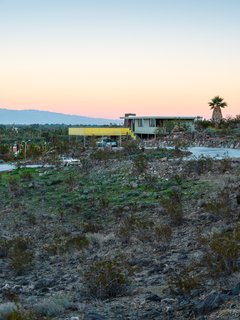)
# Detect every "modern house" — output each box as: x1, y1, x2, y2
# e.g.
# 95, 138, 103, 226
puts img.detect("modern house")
68, 114, 201, 143
122, 114, 200, 138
